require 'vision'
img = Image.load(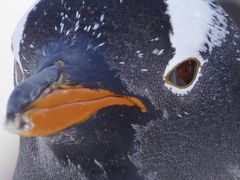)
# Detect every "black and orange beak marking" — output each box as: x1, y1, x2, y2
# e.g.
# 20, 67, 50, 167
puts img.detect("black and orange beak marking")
17, 86, 146, 137
6, 62, 147, 137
